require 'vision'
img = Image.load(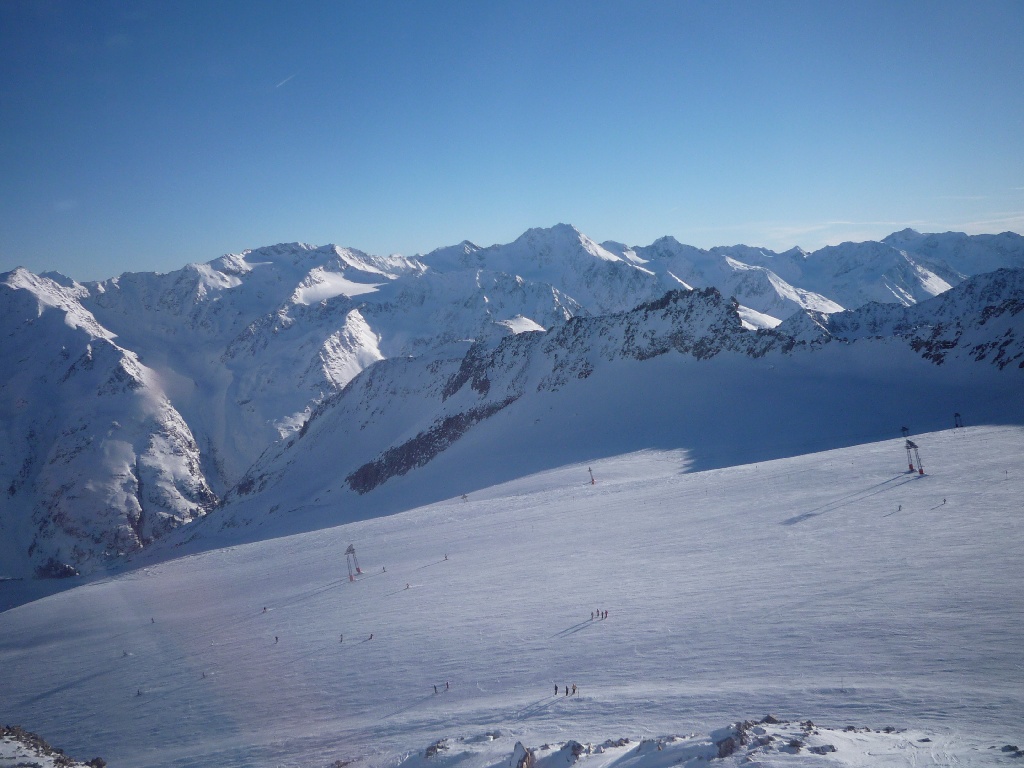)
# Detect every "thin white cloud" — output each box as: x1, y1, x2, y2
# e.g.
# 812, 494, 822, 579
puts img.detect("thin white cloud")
275, 74, 297, 89
684, 219, 924, 251
949, 211, 1024, 233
